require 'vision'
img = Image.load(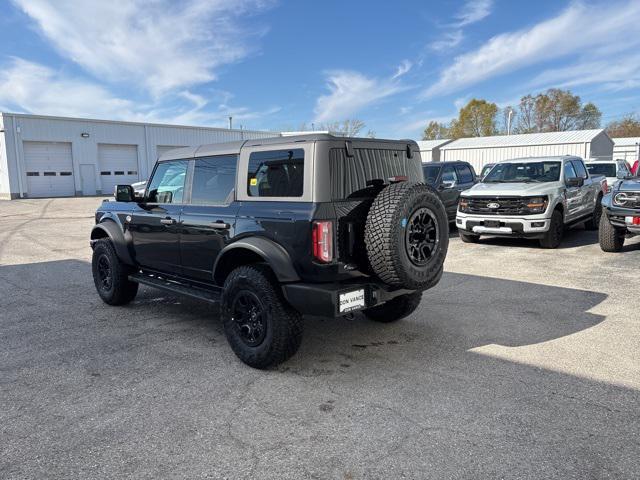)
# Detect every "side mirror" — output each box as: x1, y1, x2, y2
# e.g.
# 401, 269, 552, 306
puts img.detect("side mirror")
114, 184, 135, 202
439, 180, 455, 190
566, 177, 584, 188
